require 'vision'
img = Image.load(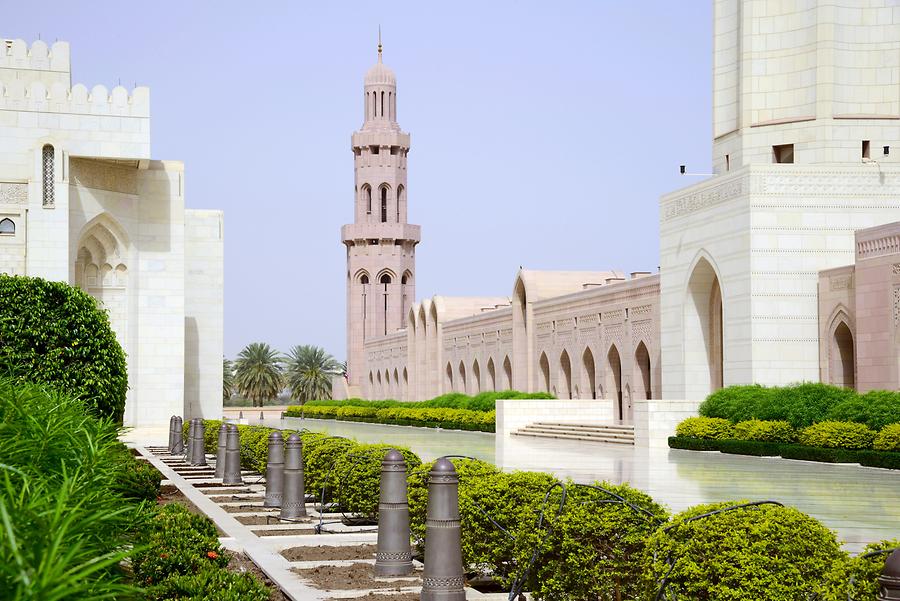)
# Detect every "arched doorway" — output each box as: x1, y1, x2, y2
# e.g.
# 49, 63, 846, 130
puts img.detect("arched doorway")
539, 352, 550, 393
582, 347, 597, 399
487, 358, 497, 392
458, 361, 467, 394
685, 256, 724, 397
445, 363, 454, 392
502, 356, 513, 390
560, 350, 573, 399
635, 341, 652, 400
472, 359, 481, 394
607, 345, 623, 421
831, 321, 855, 389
